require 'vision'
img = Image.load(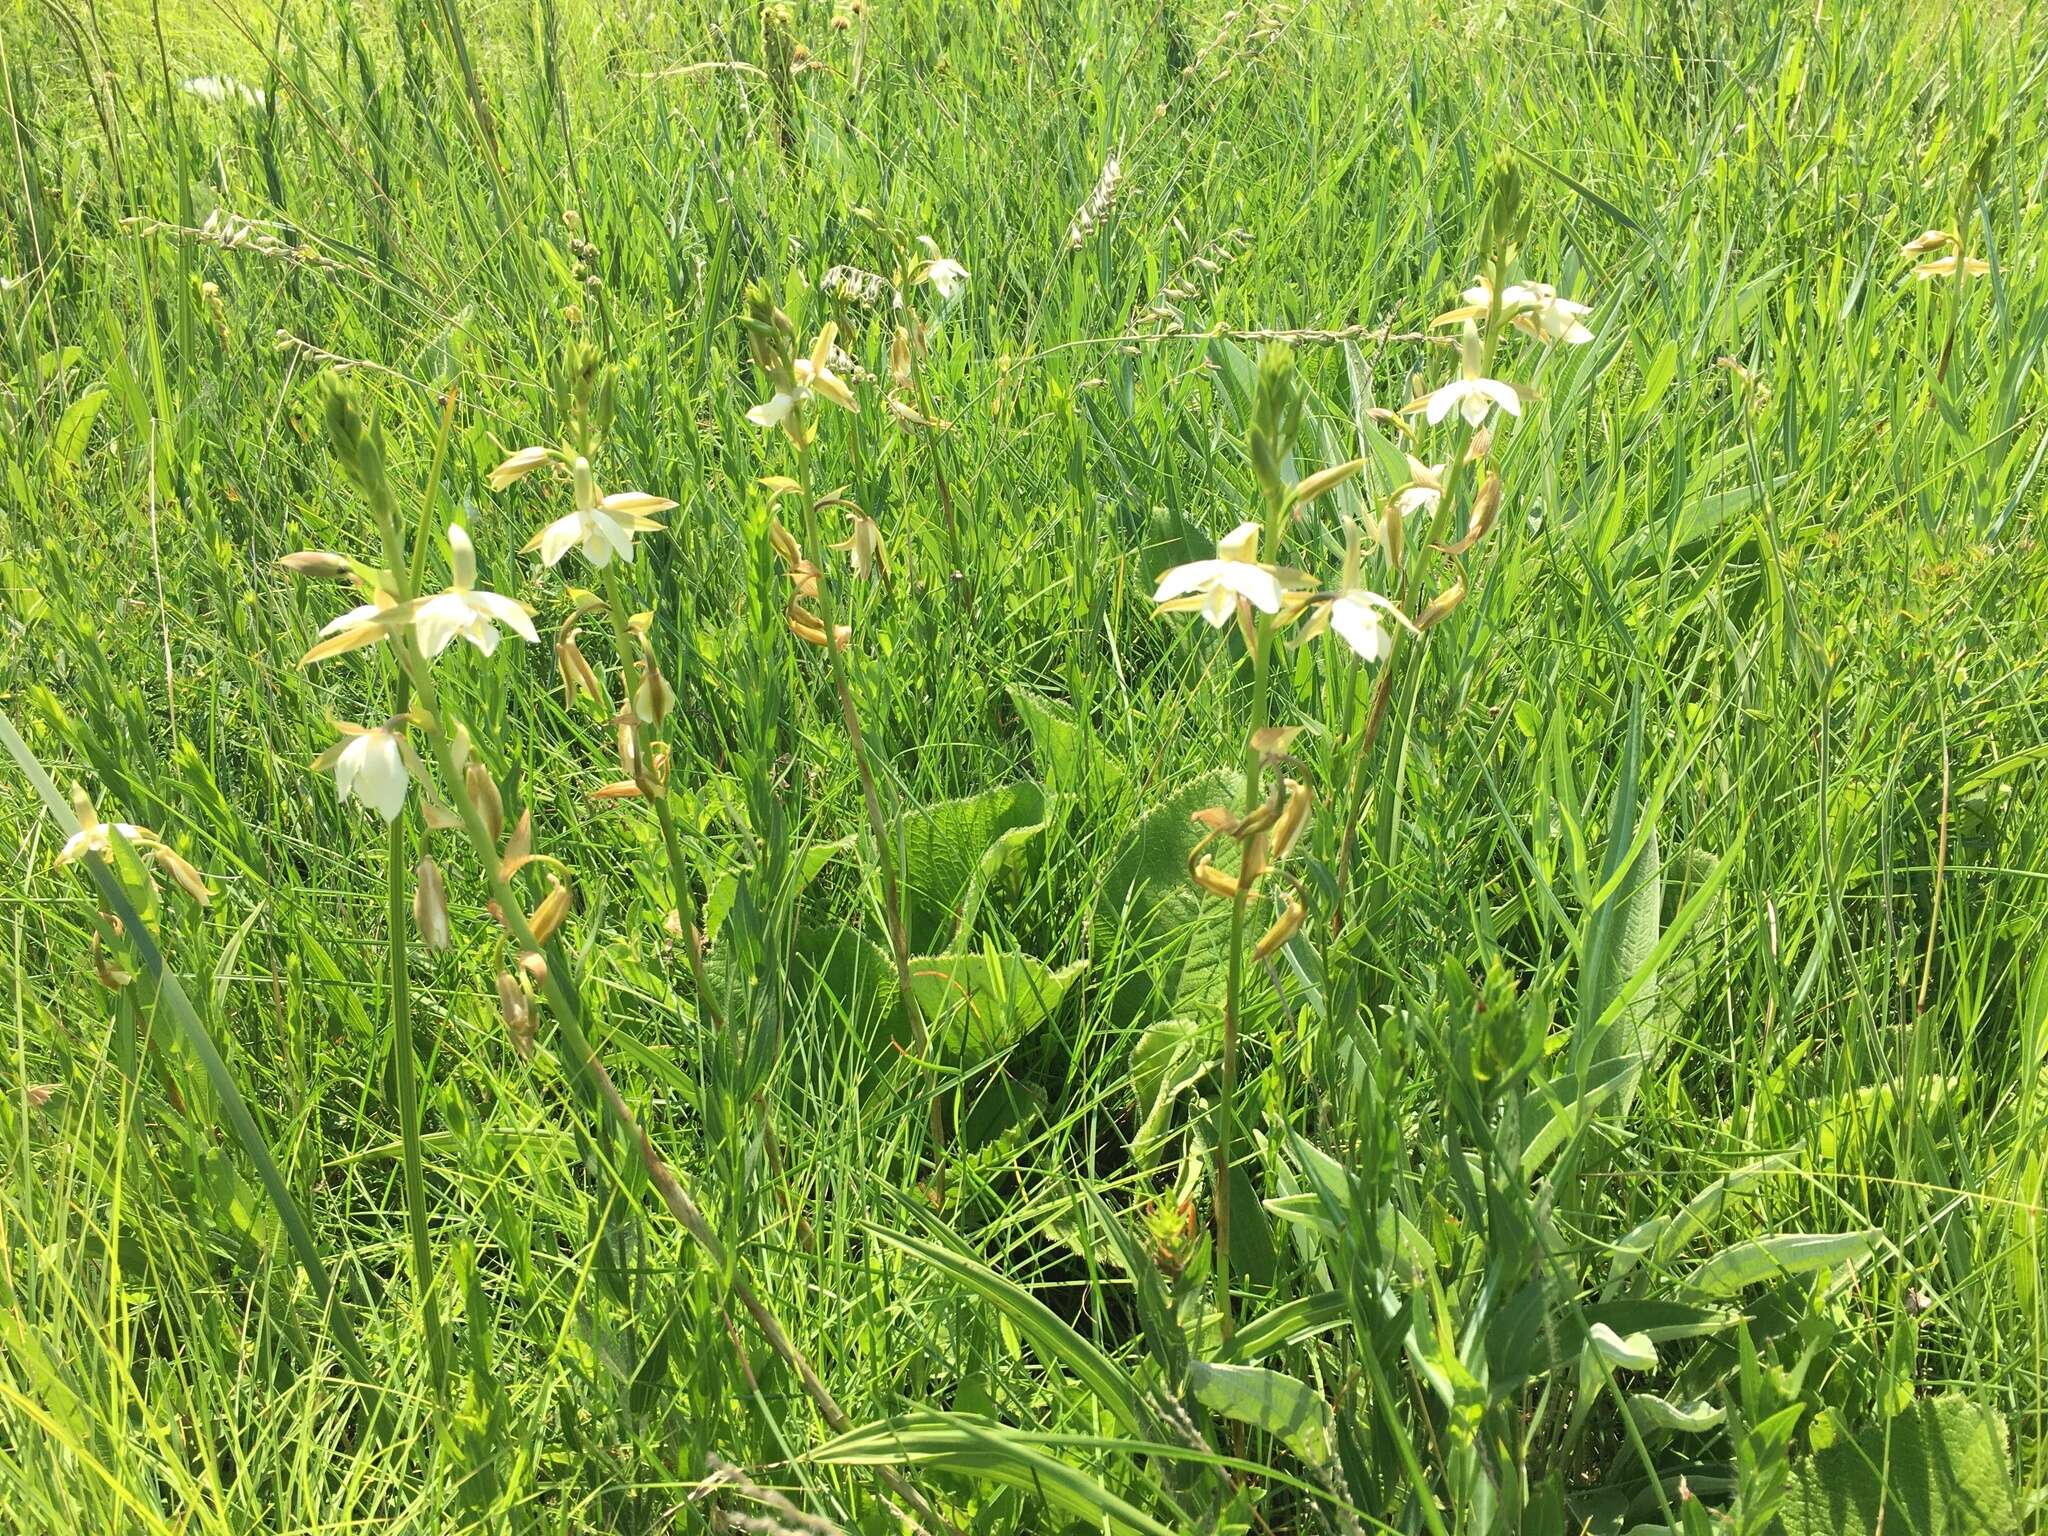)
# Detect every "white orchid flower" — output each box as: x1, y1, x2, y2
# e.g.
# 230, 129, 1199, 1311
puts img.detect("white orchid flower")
1389, 455, 1447, 518
316, 725, 414, 823
1296, 522, 1417, 664
526, 457, 674, 570
1438, 276, 1594, 345
748, 323, 859, 436
1406, 322, 1523, 429
915, 236, 969, 301
54, 791, 212, 906
1153, 521, 1292, 627
415, 524, 540, 658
